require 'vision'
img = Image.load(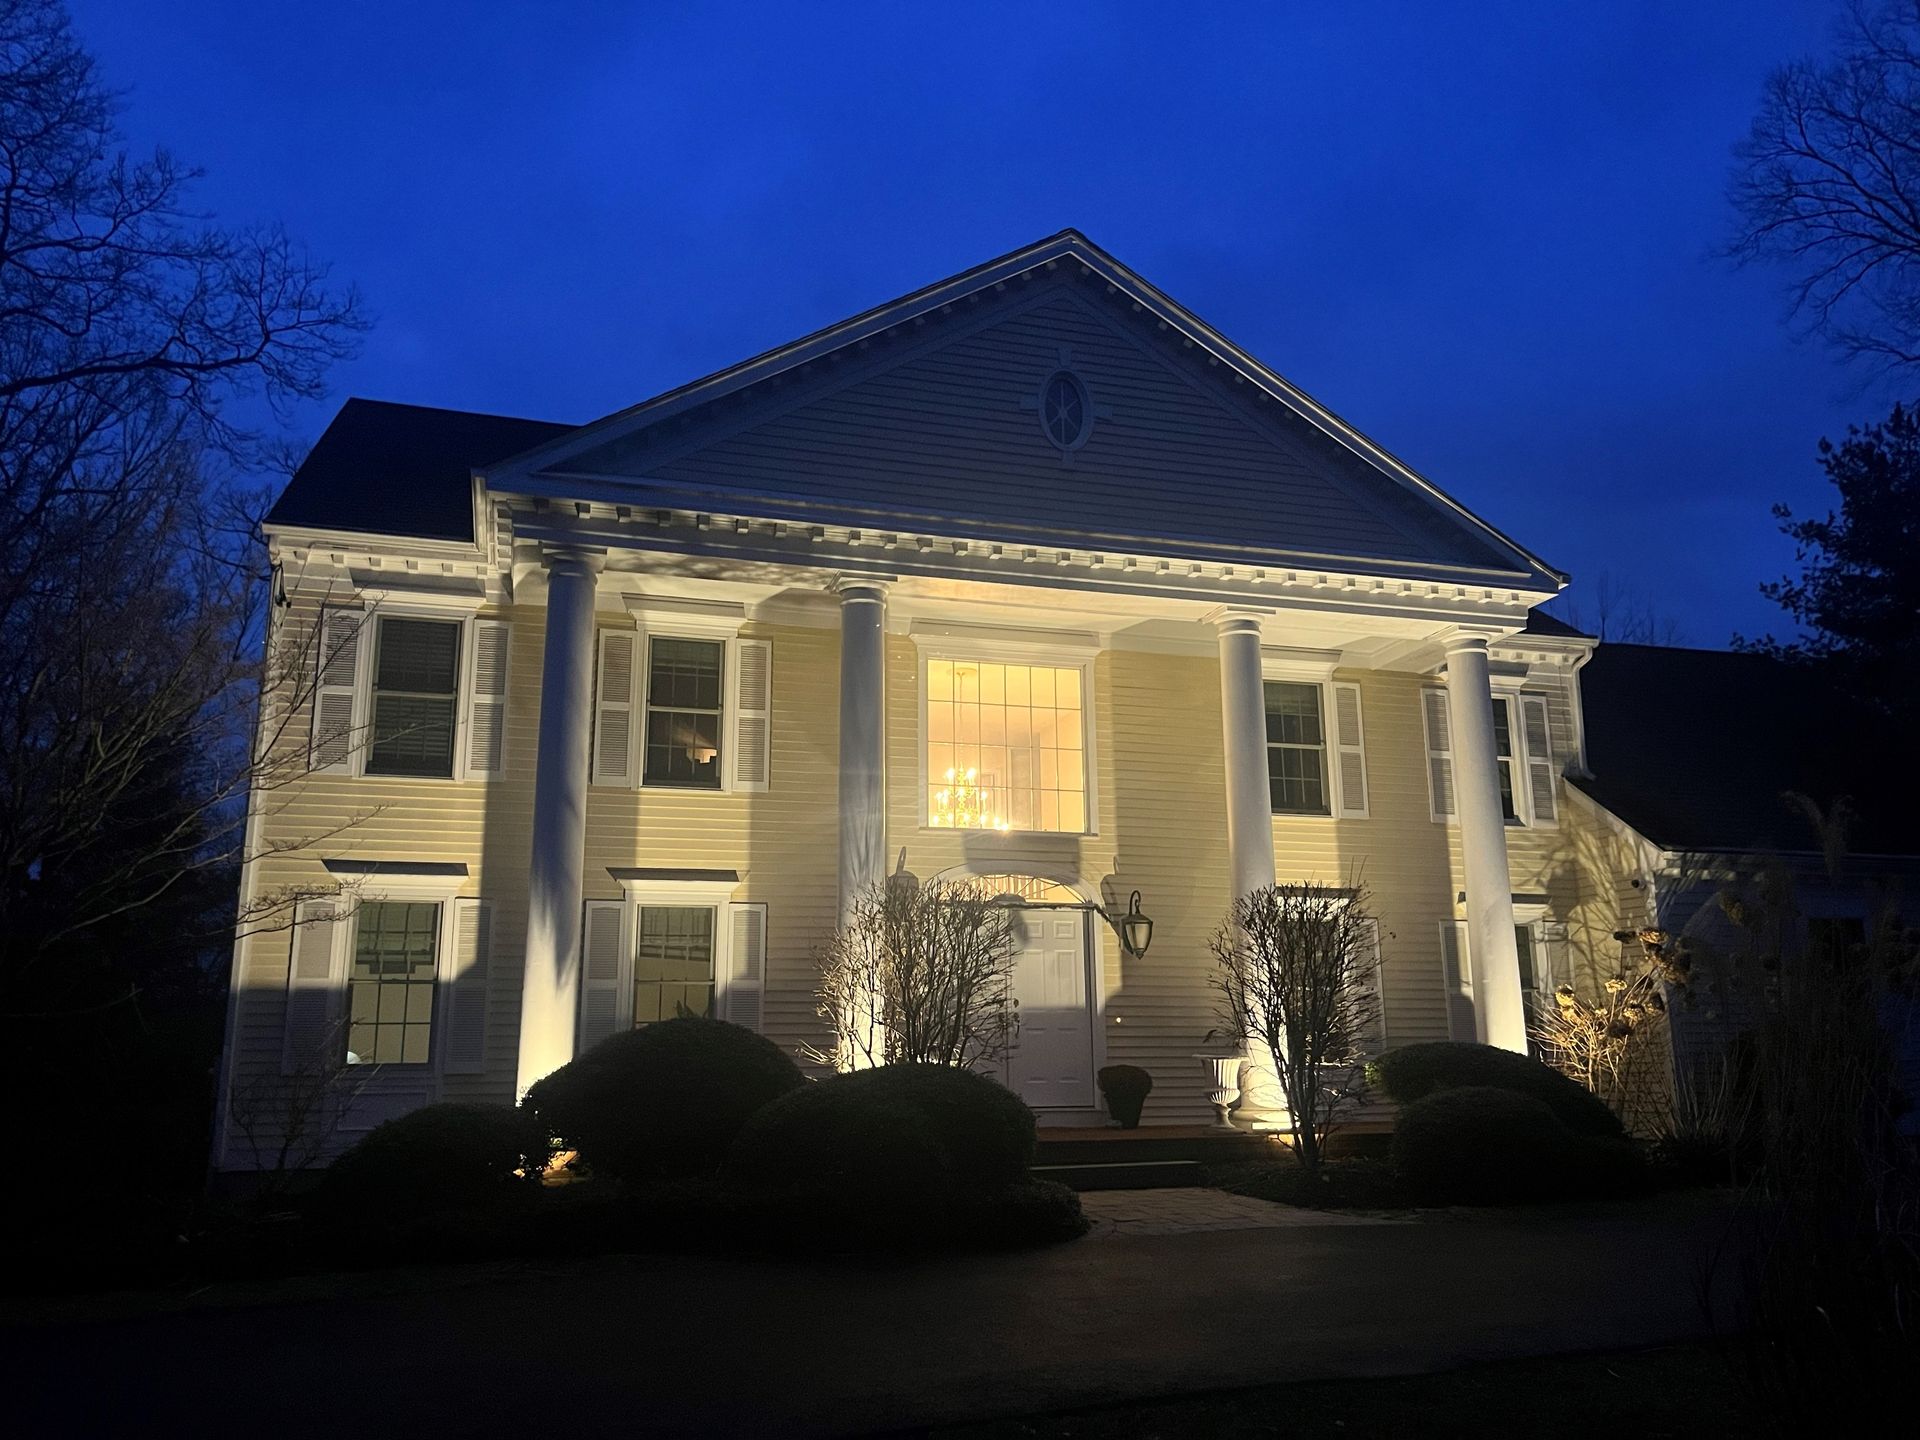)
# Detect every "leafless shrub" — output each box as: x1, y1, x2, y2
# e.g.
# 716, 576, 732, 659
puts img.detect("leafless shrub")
806, 878, 1015, 1072
224, 1012, 379, 1201
1532, 926, 1692, 1129
1209, 882, 1382, 1172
